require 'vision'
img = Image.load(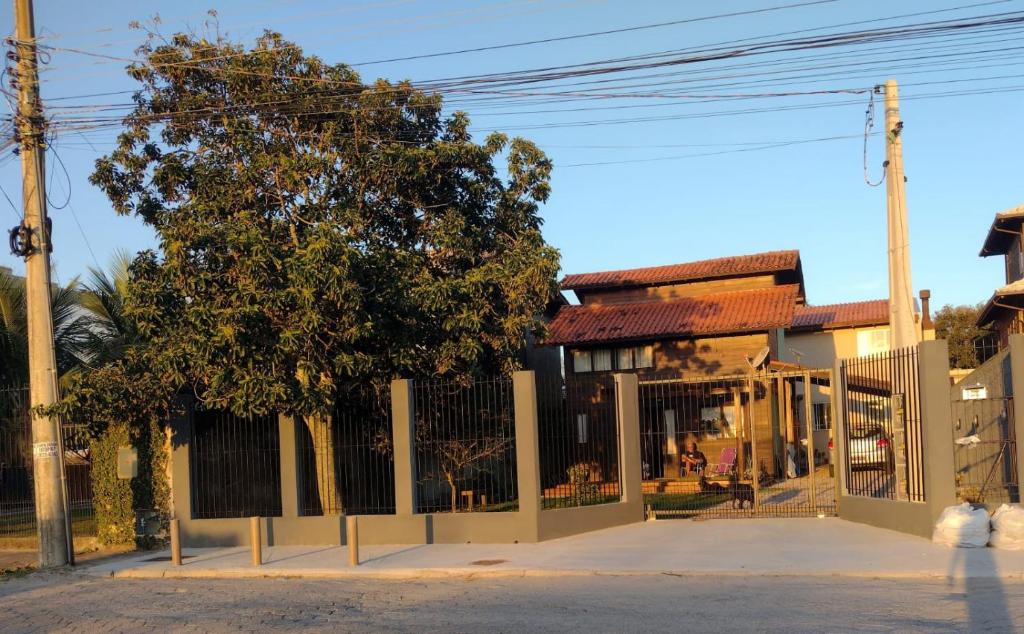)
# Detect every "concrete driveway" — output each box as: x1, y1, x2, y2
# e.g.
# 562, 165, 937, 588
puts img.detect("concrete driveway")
85, 517, 1024, 580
